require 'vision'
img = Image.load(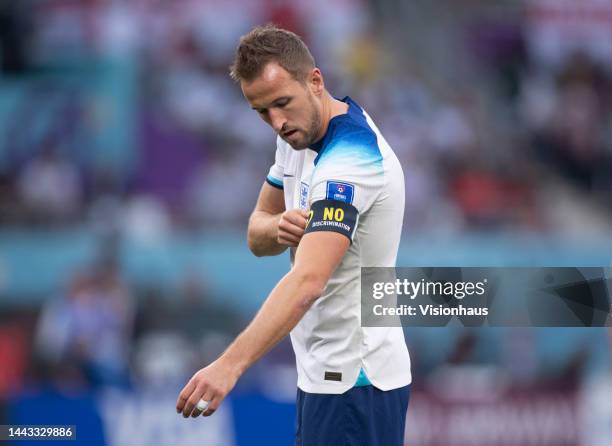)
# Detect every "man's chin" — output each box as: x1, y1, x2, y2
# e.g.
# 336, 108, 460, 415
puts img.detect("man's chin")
290, 144, 309, 151
282, 135, 309, 150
